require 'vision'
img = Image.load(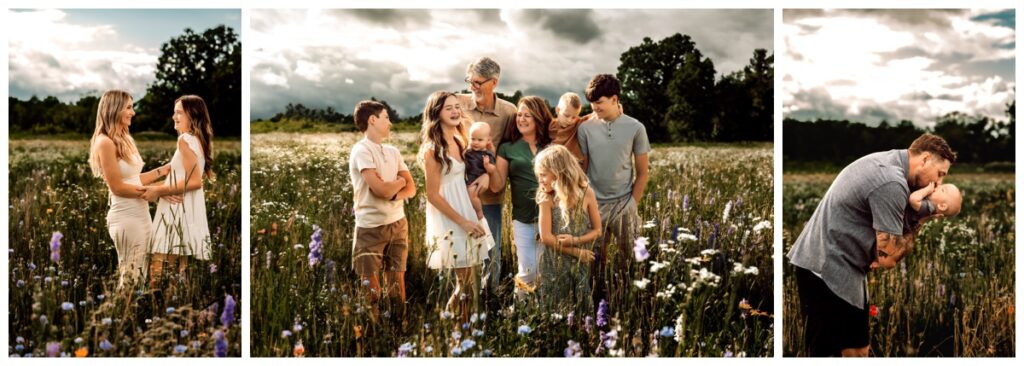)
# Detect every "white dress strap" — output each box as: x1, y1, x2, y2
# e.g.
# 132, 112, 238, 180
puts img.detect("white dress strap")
180, 133, 205, 165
